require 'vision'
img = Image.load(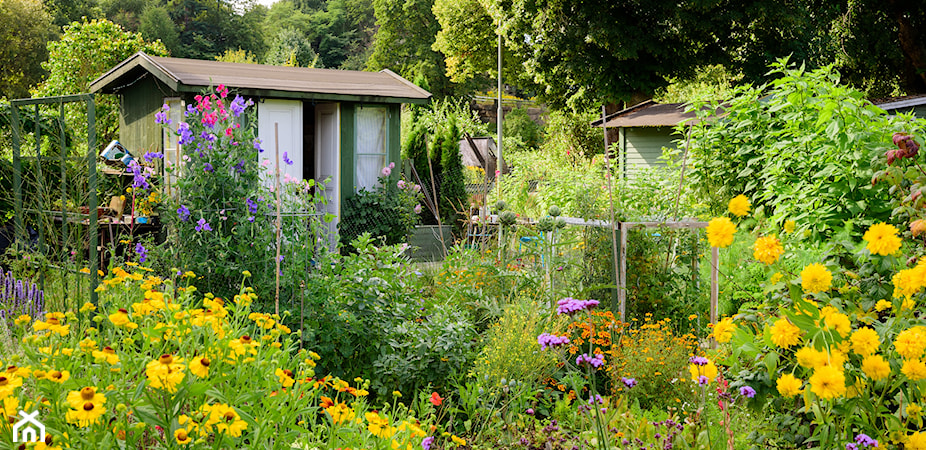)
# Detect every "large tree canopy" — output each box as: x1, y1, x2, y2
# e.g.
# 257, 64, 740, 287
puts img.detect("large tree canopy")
0, 0, 57, 100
